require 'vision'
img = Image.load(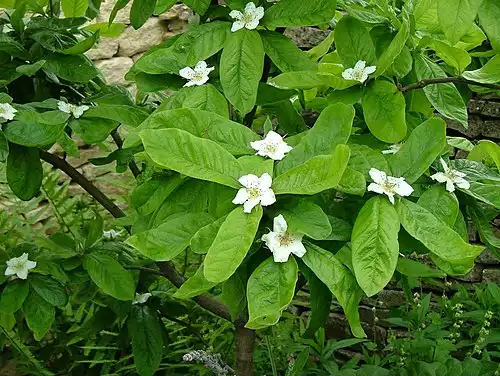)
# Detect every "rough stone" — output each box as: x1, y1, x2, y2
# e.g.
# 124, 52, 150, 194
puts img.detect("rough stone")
167, 18, 190, 33
95, 57, 134, 86
446, 114, 500, 140
284, 27, 331, 48
482, 268, 500, 283
132, 52, 145, 62
117, 18, 173, 57
86, 37, 119, 60
453, 264, 483, 282
97, 0, 132, 24
477, 249, 500, 265
468, 99, 500, 118
159, 4, 193, 21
